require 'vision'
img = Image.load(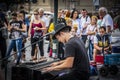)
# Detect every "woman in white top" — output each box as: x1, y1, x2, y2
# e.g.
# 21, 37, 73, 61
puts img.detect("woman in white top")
70, 10, 81, 36
97, 15, 103, 32
86, 16, 98, 61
